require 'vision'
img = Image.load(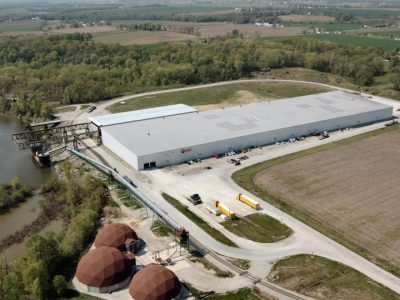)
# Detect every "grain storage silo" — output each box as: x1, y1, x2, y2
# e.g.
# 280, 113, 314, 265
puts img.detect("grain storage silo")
129, 264, 182, 300
94, 223, 139, 252
75, 246, 133, 293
